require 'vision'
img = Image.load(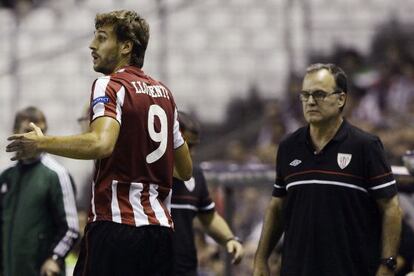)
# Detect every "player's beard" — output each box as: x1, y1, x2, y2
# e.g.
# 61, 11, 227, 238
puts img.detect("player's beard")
94, 50, 122, 75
